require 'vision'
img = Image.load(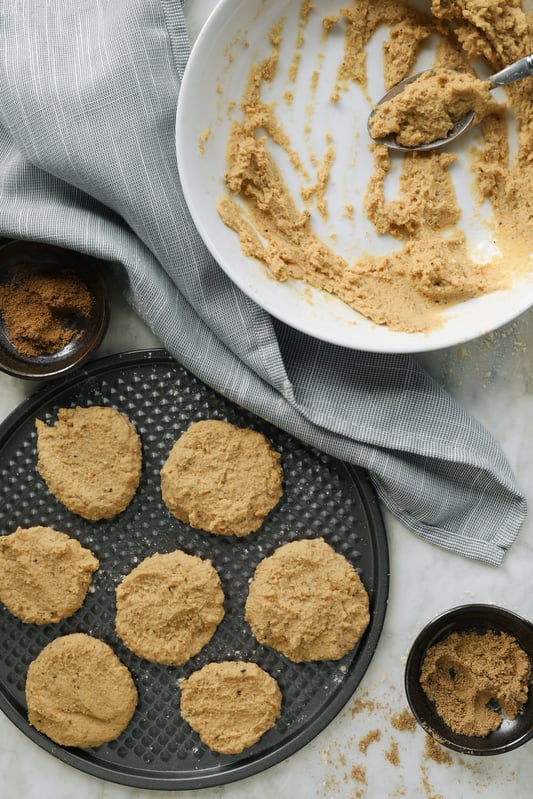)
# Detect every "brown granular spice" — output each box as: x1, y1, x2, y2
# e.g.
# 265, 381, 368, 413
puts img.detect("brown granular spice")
0, 266, 93, 356
384, 739, 400, 766
419, 629, 531, 737
350, 696, 380, 716
358, 728, 381, 753
390, 708, 417, 731
423, 735, 452, 765
351, 764, 367, 784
